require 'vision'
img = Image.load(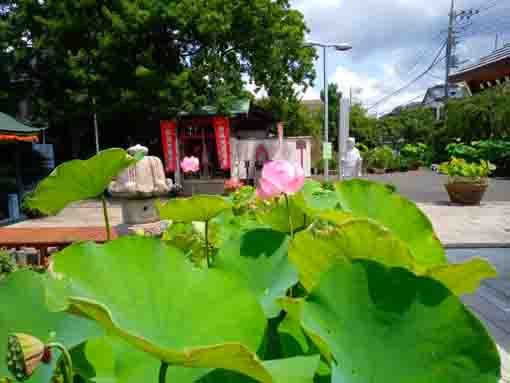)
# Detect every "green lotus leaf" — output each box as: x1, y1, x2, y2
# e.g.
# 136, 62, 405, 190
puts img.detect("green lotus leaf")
215, 229, 297, 318
335, 180, 446, 269
157, 195, 232, 223
24, 148, 139, 215
289, 219, 416, 290
426, 258, 498, 296
293, 180, 340, 216
0, 270, 102, 382
85, 336, 206, 383
299, 260, 501, 383
256, 197, 306, 234
87, 336, 320, 383
198, 355, 321, 383
45, 237, 271, 381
